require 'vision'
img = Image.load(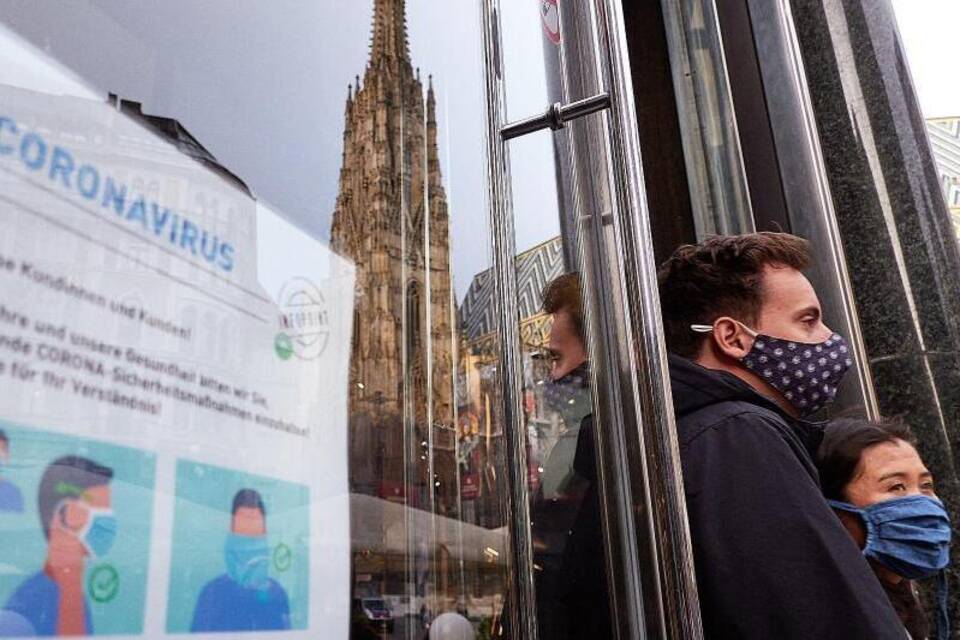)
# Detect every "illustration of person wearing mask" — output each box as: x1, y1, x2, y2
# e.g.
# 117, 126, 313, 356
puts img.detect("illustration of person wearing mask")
190, 488, 290, 632
1, 455, 116, 636
0, 430, 24, 512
